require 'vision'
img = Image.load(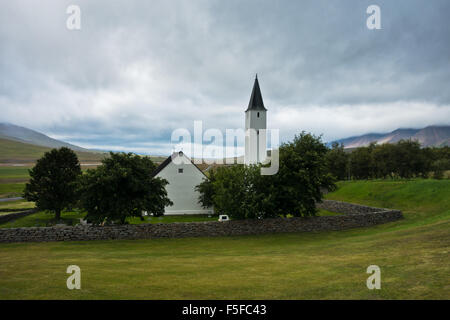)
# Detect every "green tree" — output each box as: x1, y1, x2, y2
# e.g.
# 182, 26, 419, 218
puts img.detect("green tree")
195, 169, 216, 209
210, 165, 256, 219
394, 140, 430, 178
349, 145, 375, 179
23, 147, 81, 220
197, 132, 335, 219
372, 143, 396, 179
77, 152, 172, 224
325, 142, 349, 180
271, 132, 336, 217
431, 159, 450, 179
